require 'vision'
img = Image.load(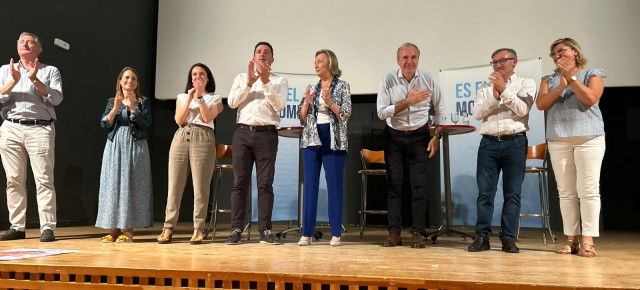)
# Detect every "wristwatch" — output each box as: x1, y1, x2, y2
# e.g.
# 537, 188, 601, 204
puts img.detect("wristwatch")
435, 133, 442, 139
568, 75, 577, 84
